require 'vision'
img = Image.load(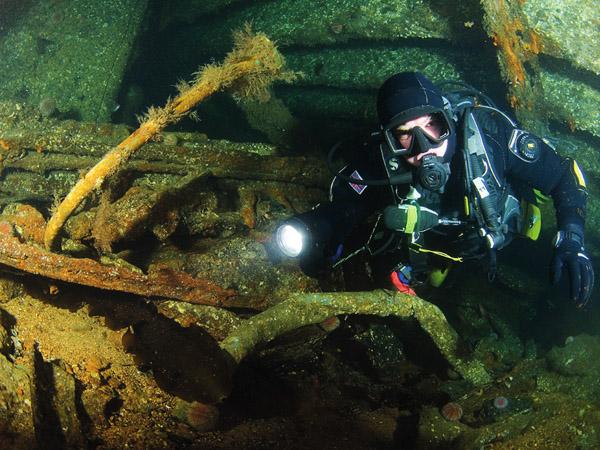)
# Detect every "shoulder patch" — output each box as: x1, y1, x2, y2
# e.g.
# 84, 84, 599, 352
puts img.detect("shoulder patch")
348, 170, 367, 195
508, 129, 541, 162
